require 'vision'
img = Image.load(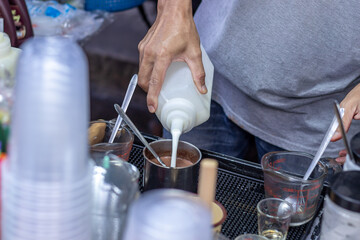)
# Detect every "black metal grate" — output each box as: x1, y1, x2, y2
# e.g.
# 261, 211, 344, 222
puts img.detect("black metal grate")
128, 137, 323, 240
